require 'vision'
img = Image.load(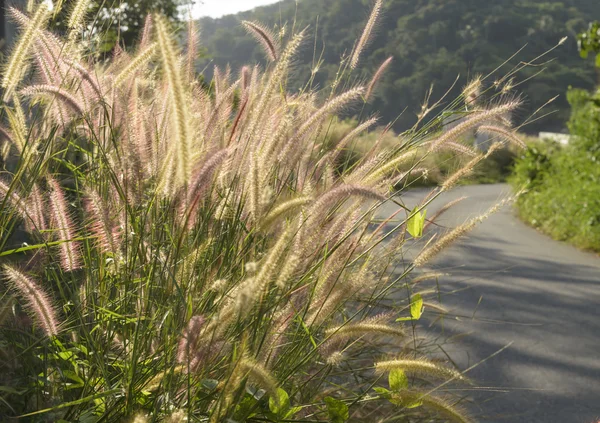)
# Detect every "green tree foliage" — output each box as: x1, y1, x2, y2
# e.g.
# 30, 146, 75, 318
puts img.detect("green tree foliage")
510, 88, 600, 251
52, 0, 191, 51
197, 0, 600, 133
577, 21, 600, 67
